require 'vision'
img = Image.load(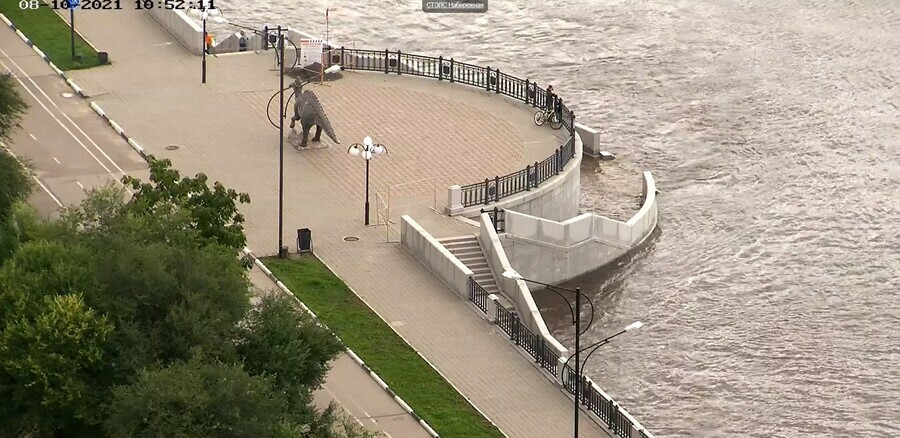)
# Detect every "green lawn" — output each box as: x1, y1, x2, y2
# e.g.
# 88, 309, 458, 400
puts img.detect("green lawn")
0, 4, 102, 71
265, 256, 504, 438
